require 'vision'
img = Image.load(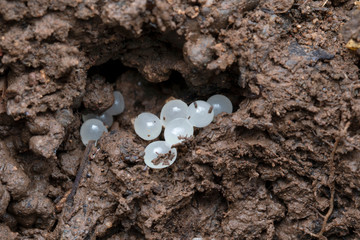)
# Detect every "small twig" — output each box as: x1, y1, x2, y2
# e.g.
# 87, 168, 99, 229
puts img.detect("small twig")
66, 140, 95, 206
321, 0, 328, 7
55, 190, 71, 212
302, 0, 310, 6
311, 122, 350, 239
